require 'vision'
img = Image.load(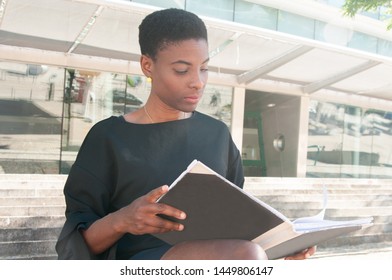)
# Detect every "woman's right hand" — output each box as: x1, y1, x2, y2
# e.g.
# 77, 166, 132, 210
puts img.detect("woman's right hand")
114, 185, 187, 235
